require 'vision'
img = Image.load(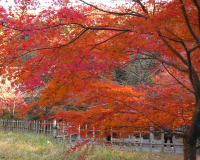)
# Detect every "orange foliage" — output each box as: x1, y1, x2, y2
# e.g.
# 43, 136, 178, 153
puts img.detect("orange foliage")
1, 1, 200, 155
